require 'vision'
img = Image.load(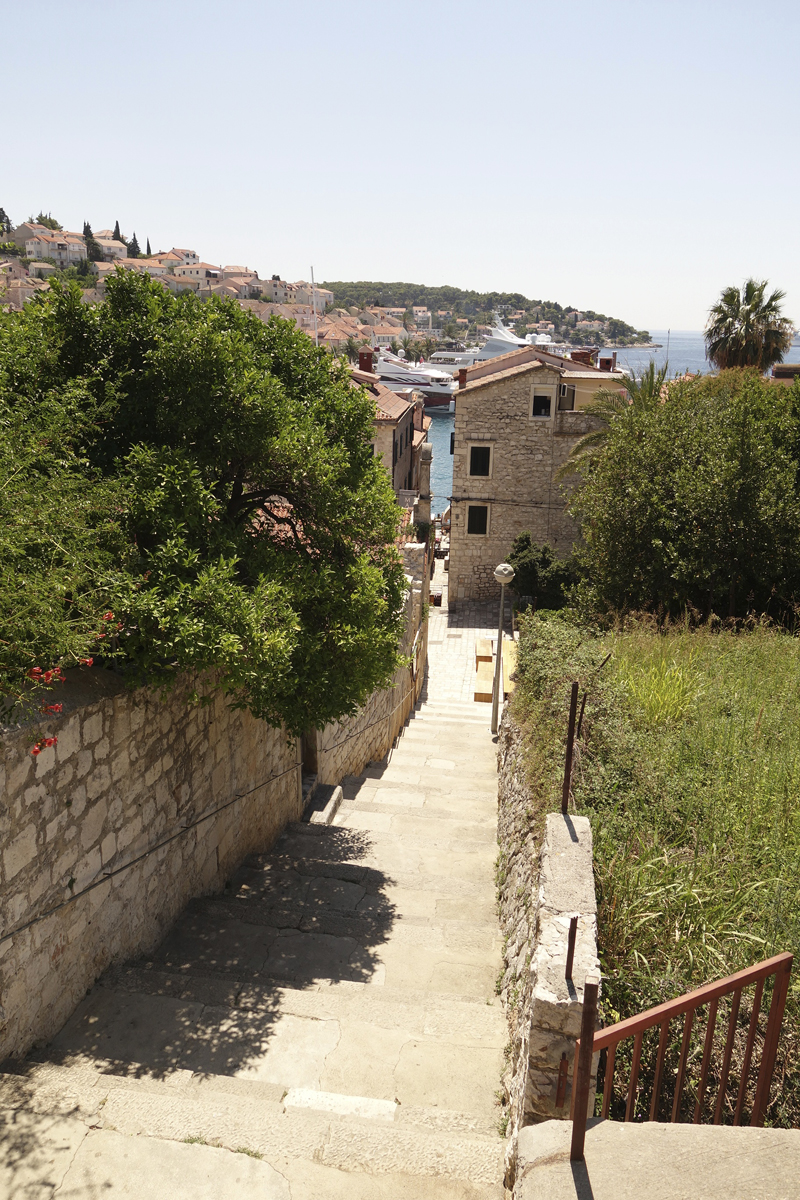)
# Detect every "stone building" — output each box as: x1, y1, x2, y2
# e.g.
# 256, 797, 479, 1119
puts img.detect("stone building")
353, 351, 431, 505
447, 346, 627, 604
